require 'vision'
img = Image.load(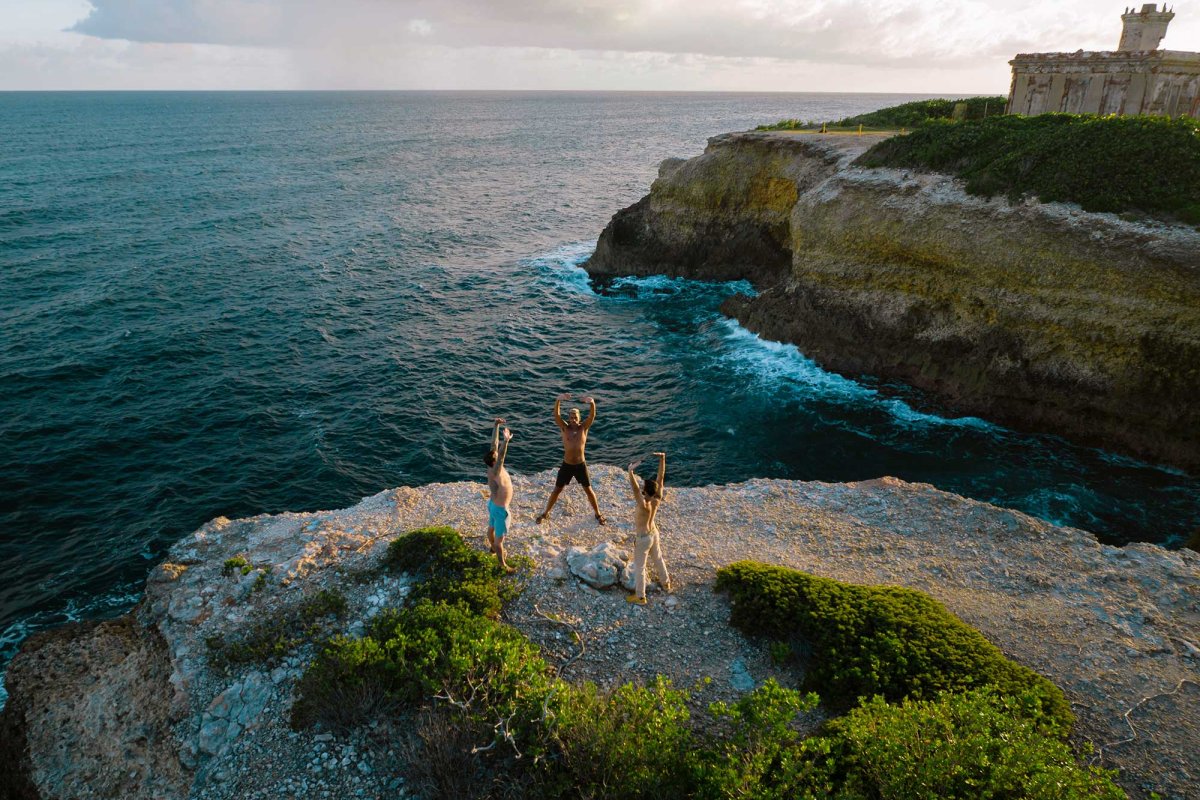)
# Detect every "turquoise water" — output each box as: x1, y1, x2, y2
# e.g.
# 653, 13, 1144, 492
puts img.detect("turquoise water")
1, 91, 1197, 703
